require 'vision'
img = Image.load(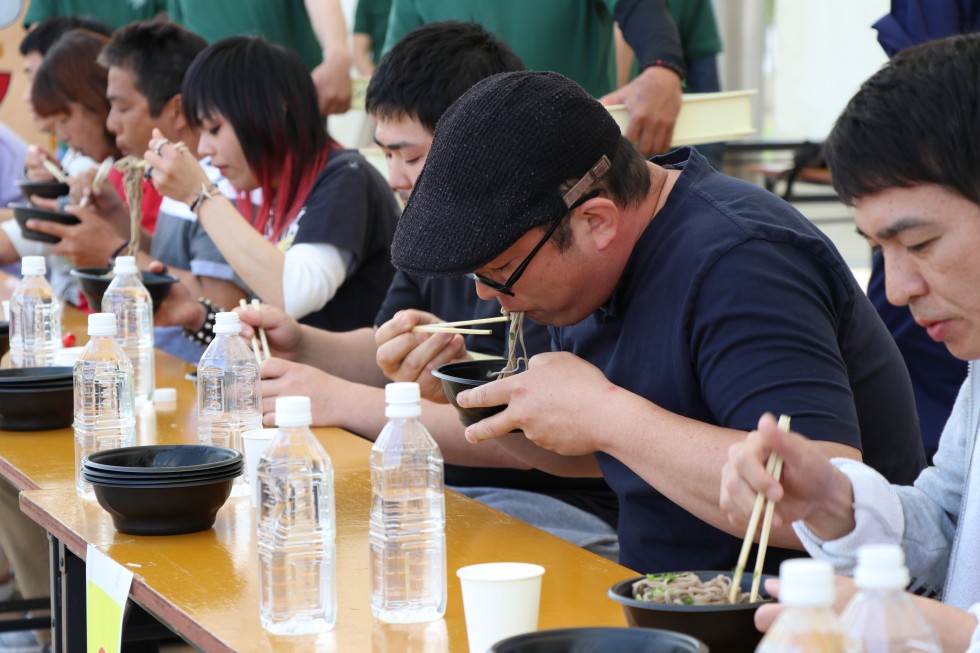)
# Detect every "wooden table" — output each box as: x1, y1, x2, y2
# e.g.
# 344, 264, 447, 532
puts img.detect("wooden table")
1, 301, 633, 651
